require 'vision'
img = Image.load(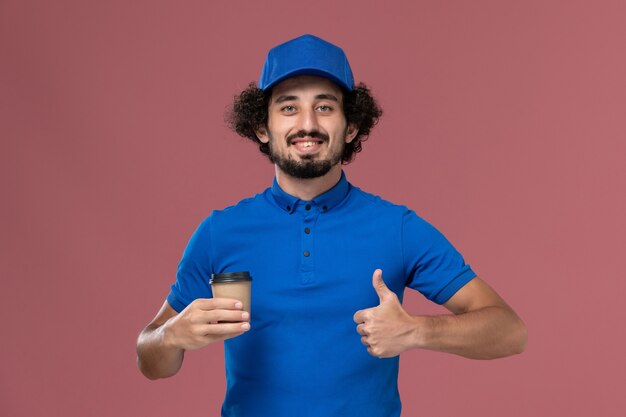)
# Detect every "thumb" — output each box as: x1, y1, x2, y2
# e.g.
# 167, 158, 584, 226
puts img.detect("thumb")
372, 269, 392, 302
